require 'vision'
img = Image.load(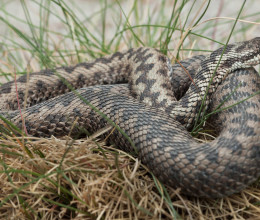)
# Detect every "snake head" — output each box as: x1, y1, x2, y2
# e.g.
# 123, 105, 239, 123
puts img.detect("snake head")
235, 37, 260, 66
210, 37, 260, 68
